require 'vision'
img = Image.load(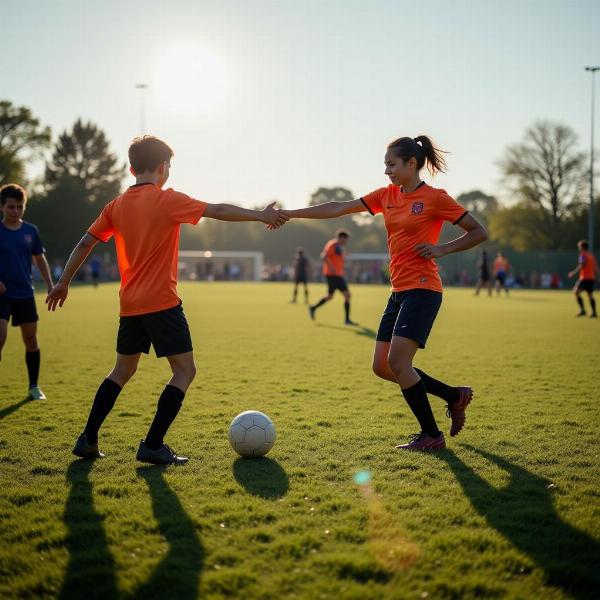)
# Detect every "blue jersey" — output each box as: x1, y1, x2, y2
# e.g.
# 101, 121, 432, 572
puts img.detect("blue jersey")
0, 221, 44, 299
